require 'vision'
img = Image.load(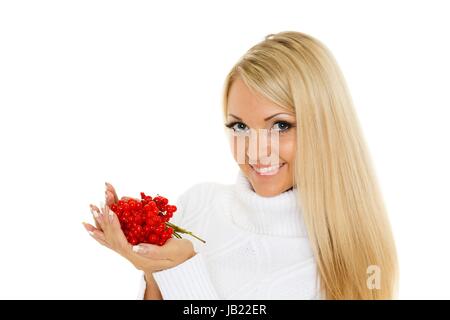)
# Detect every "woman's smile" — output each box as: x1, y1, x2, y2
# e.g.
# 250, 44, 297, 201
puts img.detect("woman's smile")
249, 162, 286, 176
